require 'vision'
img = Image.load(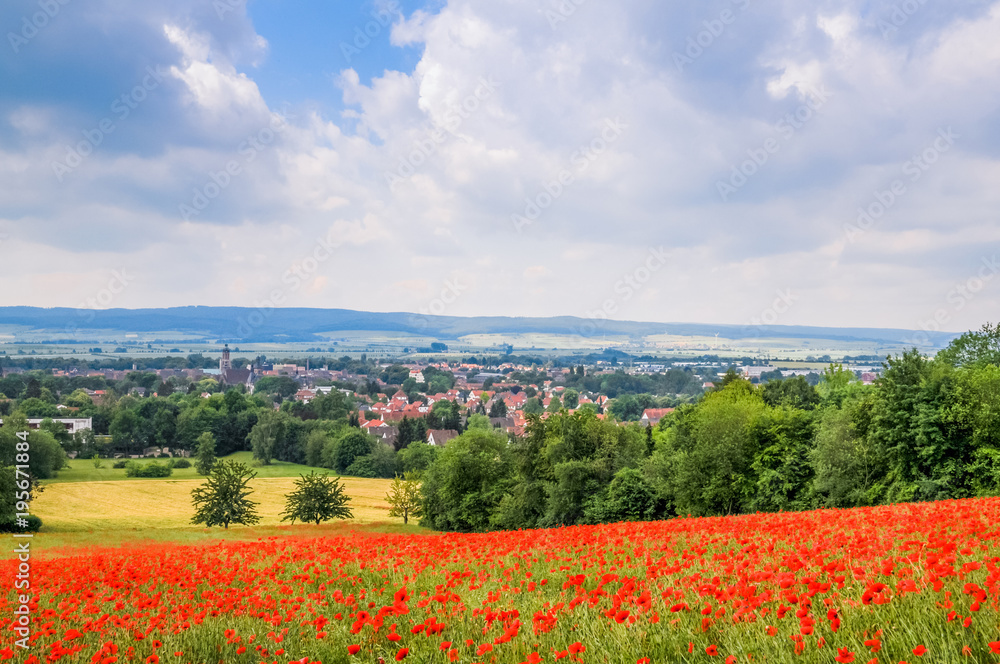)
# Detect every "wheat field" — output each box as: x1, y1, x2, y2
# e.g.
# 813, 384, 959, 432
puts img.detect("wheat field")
32, 475, 399, 531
